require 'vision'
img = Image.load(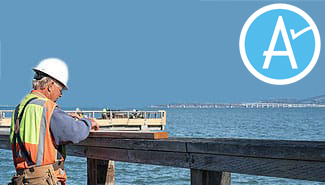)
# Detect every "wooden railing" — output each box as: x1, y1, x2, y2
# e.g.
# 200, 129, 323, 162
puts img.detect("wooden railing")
0, 129, 325, 185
